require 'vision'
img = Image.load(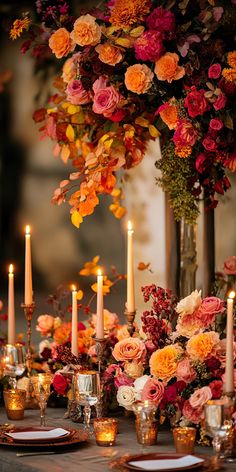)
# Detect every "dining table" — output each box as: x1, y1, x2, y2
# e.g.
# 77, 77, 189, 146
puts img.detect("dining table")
0, 407, 232, 472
